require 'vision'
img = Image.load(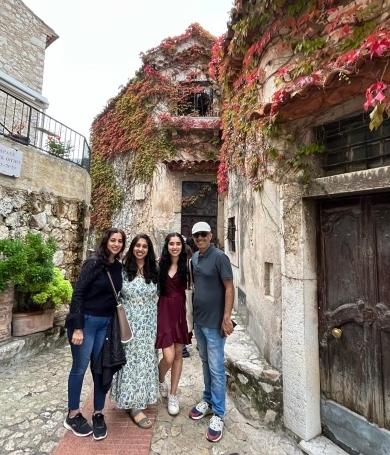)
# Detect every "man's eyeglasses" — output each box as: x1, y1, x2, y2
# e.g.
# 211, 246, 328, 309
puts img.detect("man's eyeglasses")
193, 231, 209, 238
